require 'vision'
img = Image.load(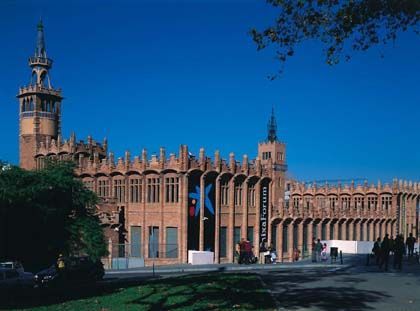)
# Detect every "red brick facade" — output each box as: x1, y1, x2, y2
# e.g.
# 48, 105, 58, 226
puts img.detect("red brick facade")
18, 22, 420, 265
